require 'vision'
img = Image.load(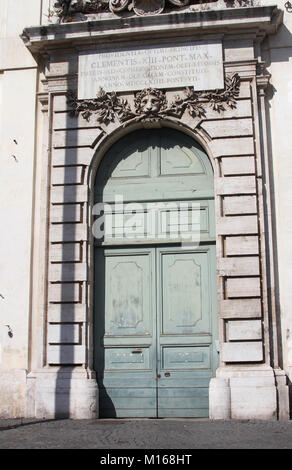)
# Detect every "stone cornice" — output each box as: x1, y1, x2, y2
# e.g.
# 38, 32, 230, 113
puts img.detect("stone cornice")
21, 5, 282, 55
